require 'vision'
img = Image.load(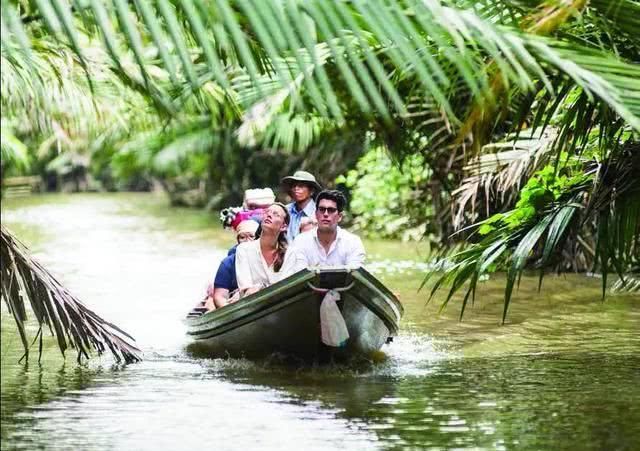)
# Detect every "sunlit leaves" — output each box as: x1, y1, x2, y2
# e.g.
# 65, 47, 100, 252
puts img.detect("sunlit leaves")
4, 0, 637, 133
0, 121, 30, 171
